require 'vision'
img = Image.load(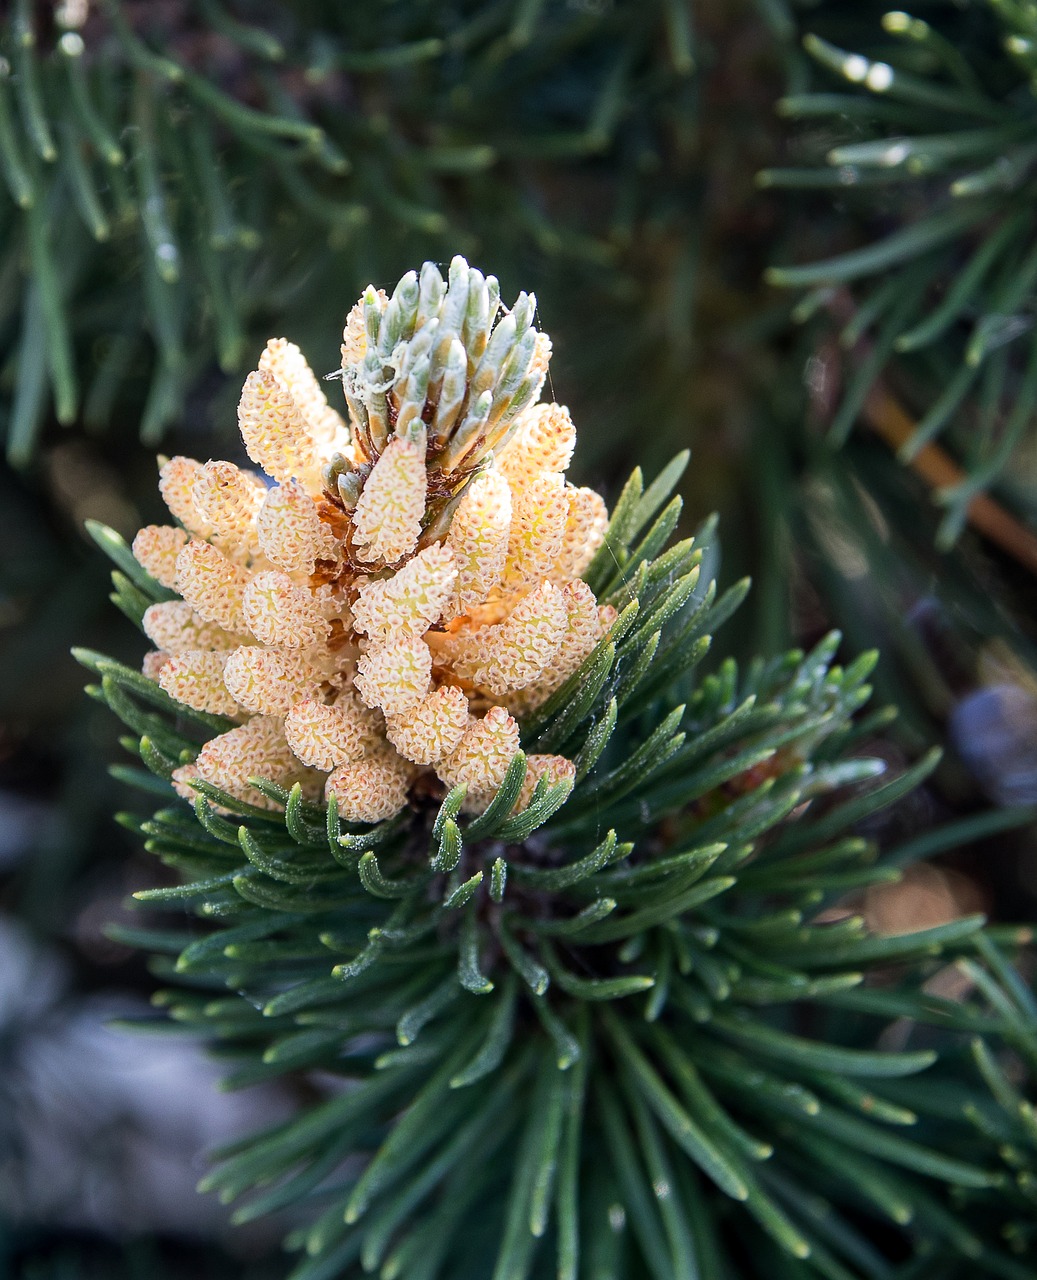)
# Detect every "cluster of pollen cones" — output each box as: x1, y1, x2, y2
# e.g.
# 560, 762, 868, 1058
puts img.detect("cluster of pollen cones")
132, 258, 615, 824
